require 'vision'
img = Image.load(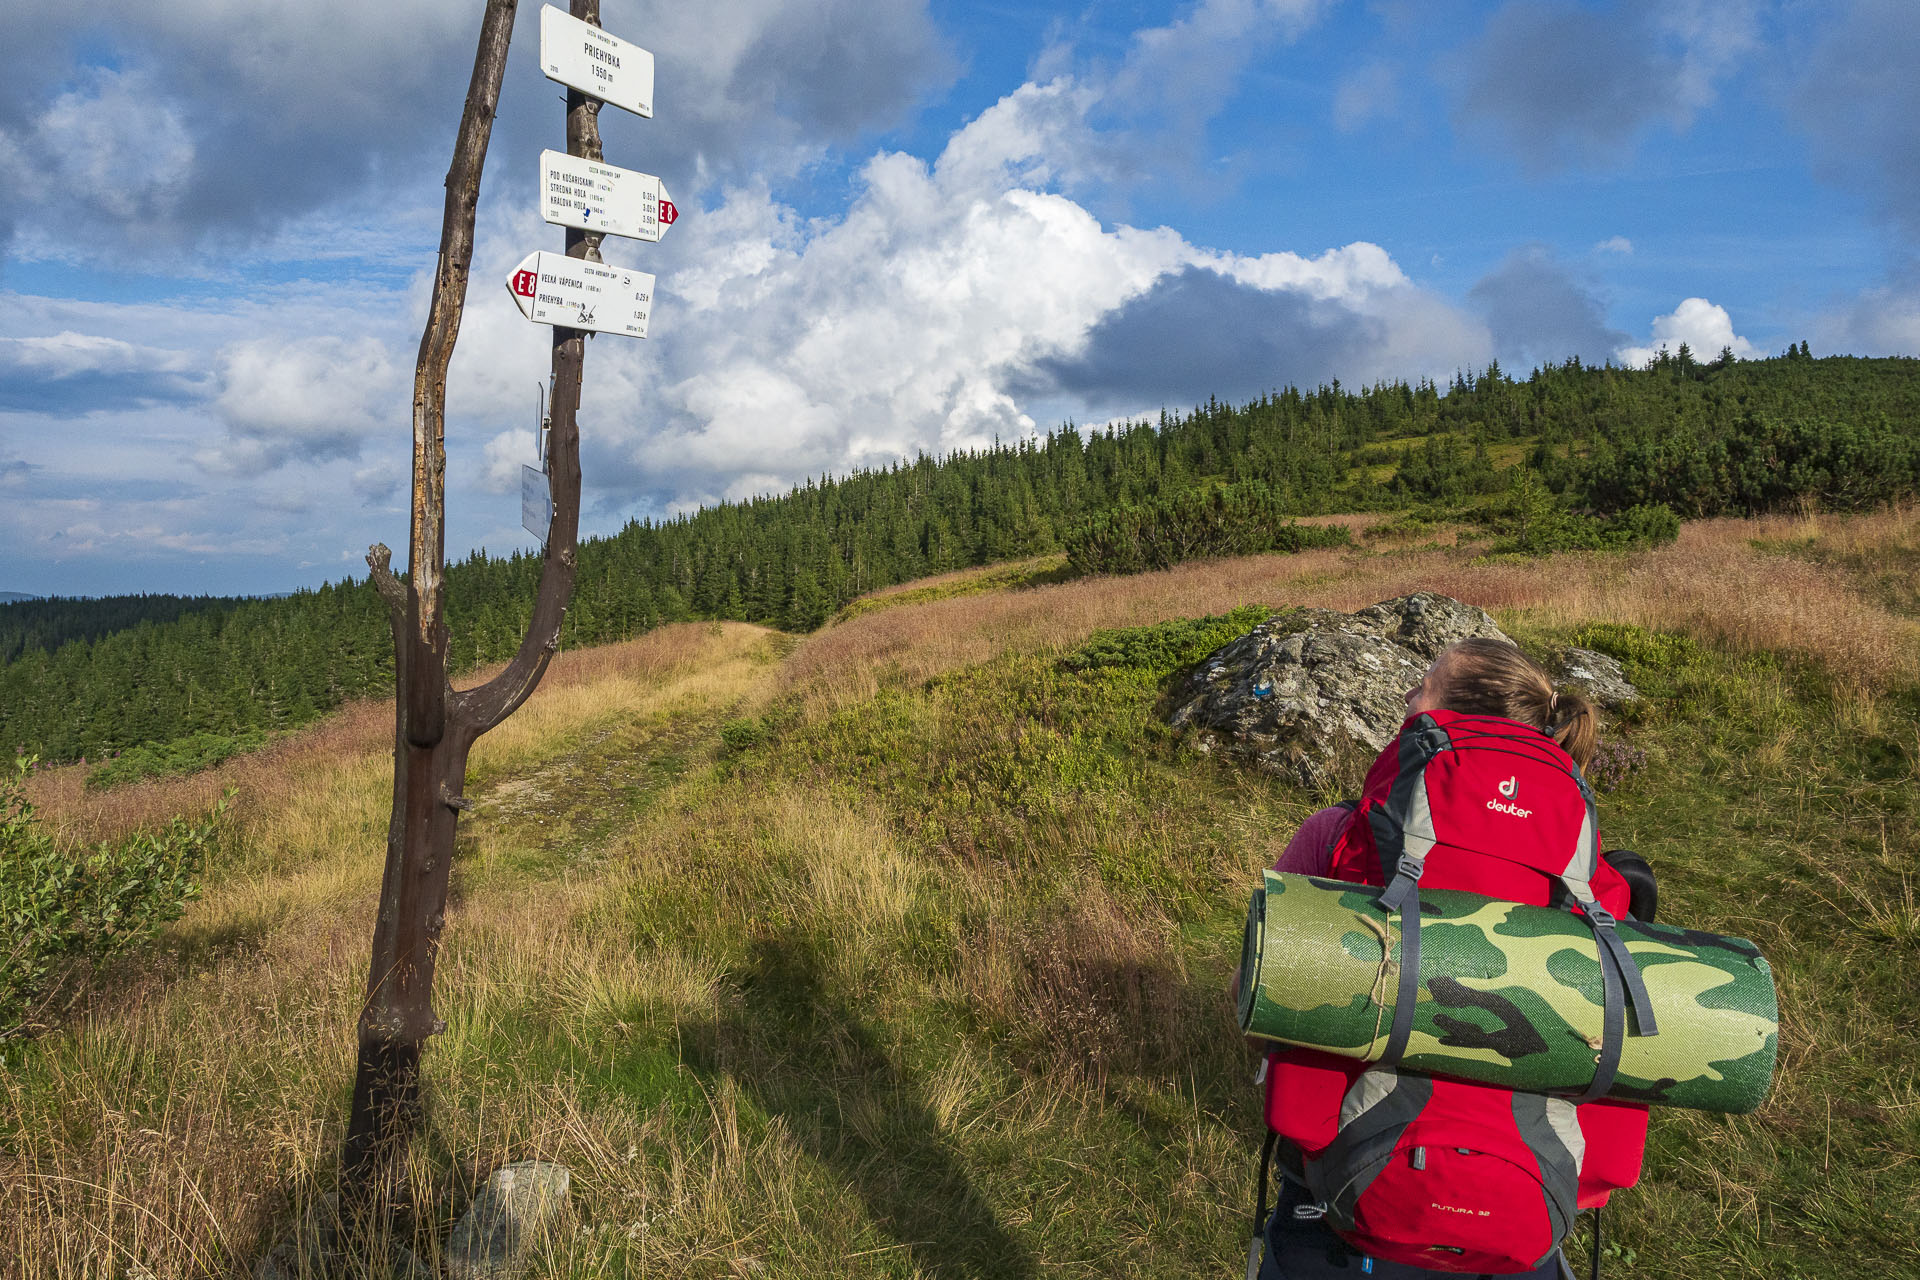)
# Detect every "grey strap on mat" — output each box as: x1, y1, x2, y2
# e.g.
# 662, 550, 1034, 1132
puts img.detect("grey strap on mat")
1576, 933, 1627, 1103
1381, 877, 1423, 1067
